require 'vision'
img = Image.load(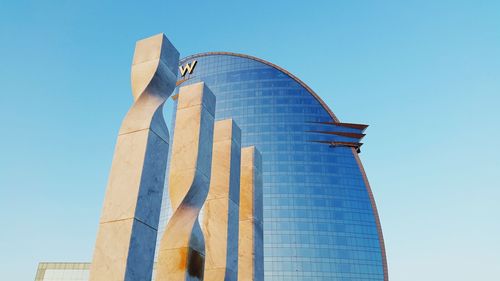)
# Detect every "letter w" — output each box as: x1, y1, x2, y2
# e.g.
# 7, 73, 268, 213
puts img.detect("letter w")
179, 60, 197, 77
